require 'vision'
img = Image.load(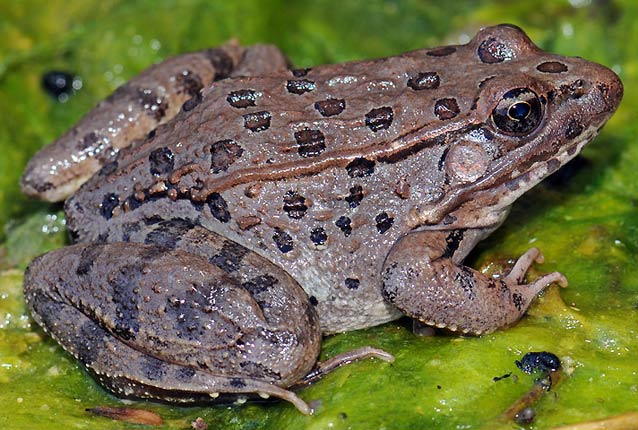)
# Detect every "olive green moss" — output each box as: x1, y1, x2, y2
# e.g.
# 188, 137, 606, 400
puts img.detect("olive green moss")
1, 1, 636, 429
